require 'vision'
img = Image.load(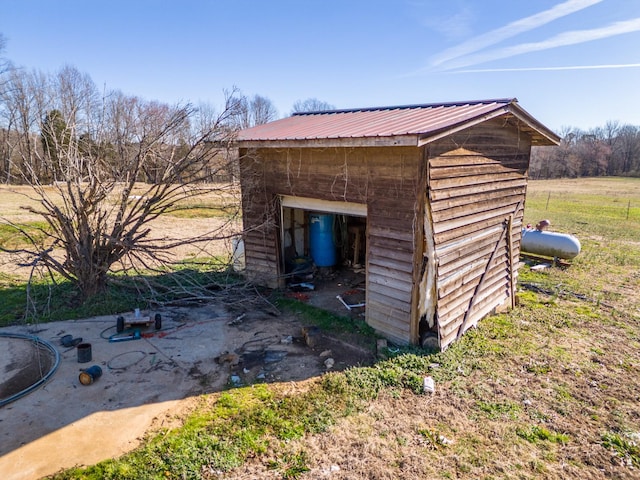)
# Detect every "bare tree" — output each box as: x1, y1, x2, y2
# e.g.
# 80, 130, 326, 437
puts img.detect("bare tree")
291, 98, 335, 114
3, 81, 243, 302
0, 68, 50, 182
617, 125, 640, 175
0, 33, 10, 80
575, 131, 611, 177
230, 93, 278, 129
